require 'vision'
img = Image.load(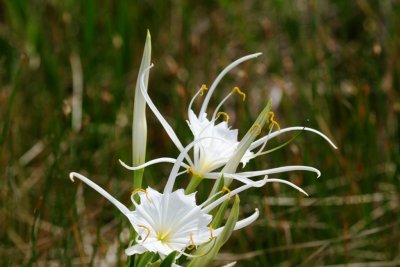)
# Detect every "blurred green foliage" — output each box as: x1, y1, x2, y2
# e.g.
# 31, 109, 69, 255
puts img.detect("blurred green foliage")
1, 0, 399, 266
